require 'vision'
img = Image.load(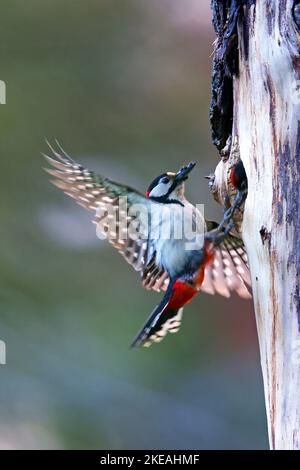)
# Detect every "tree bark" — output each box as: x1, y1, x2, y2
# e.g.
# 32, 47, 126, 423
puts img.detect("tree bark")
210, 0, 300, 449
